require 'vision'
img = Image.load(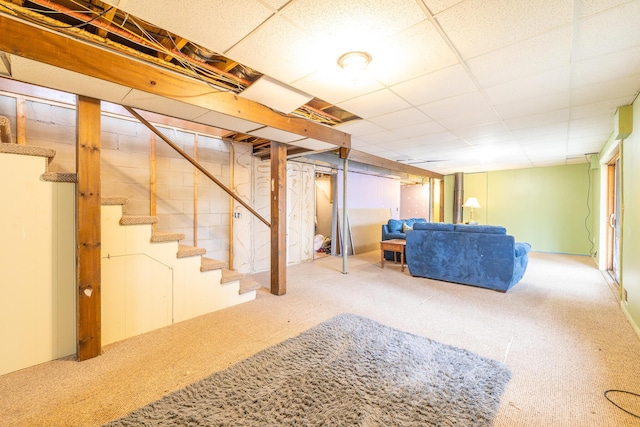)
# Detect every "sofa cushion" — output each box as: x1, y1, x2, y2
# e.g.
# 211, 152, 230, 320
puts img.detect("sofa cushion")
454, 224, 506, 234
402, 222, 413, 232
385, 232, 406, 240
387, 219, 403, 233
413, 222, 455, 231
